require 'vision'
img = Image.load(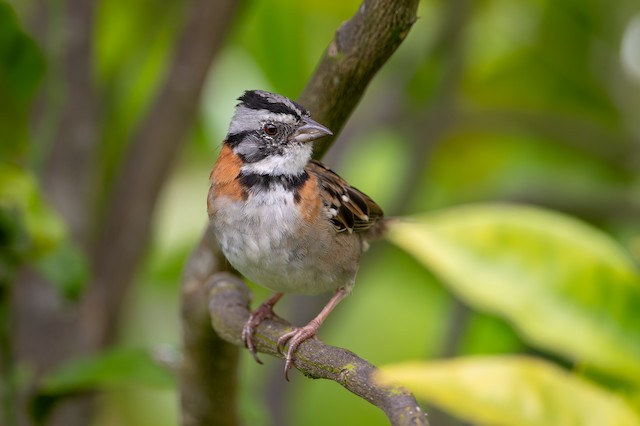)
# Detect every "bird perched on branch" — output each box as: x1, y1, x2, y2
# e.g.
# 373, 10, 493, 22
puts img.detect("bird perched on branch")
208, 90, 385, 379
